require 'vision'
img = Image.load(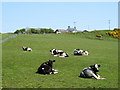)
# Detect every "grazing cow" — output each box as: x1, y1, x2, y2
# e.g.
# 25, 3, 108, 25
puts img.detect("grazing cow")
74, 49, 89, 55
36, 60, 58, 75
50, 49, 69, 57
79, 64, 106, 80
22, 46, 32, 51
